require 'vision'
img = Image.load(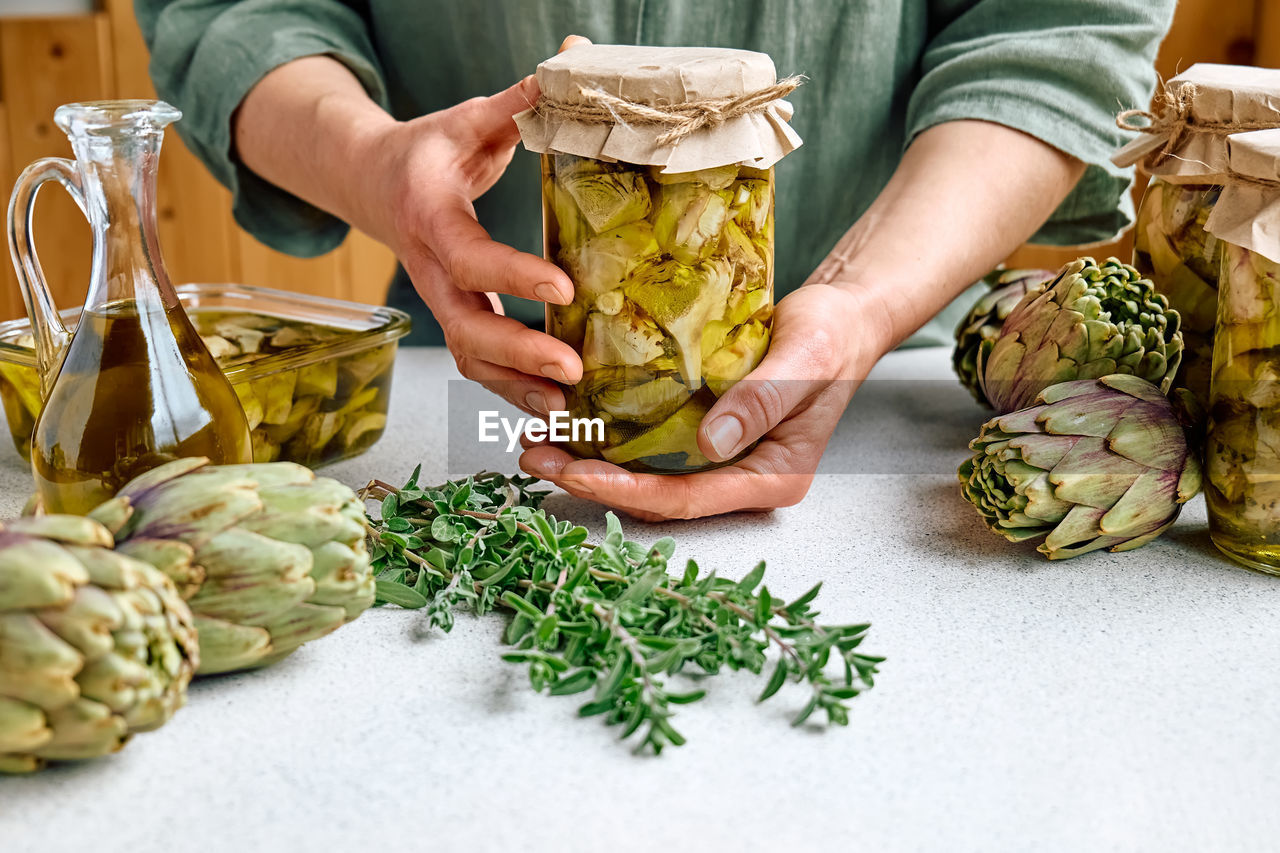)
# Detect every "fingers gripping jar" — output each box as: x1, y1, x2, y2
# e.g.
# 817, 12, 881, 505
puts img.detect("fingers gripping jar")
515, 45, 802, 473
1202, 128, 1280, 573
